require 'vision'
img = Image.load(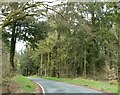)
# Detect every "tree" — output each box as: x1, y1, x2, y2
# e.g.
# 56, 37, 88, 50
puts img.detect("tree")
1, 2, 49, 71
